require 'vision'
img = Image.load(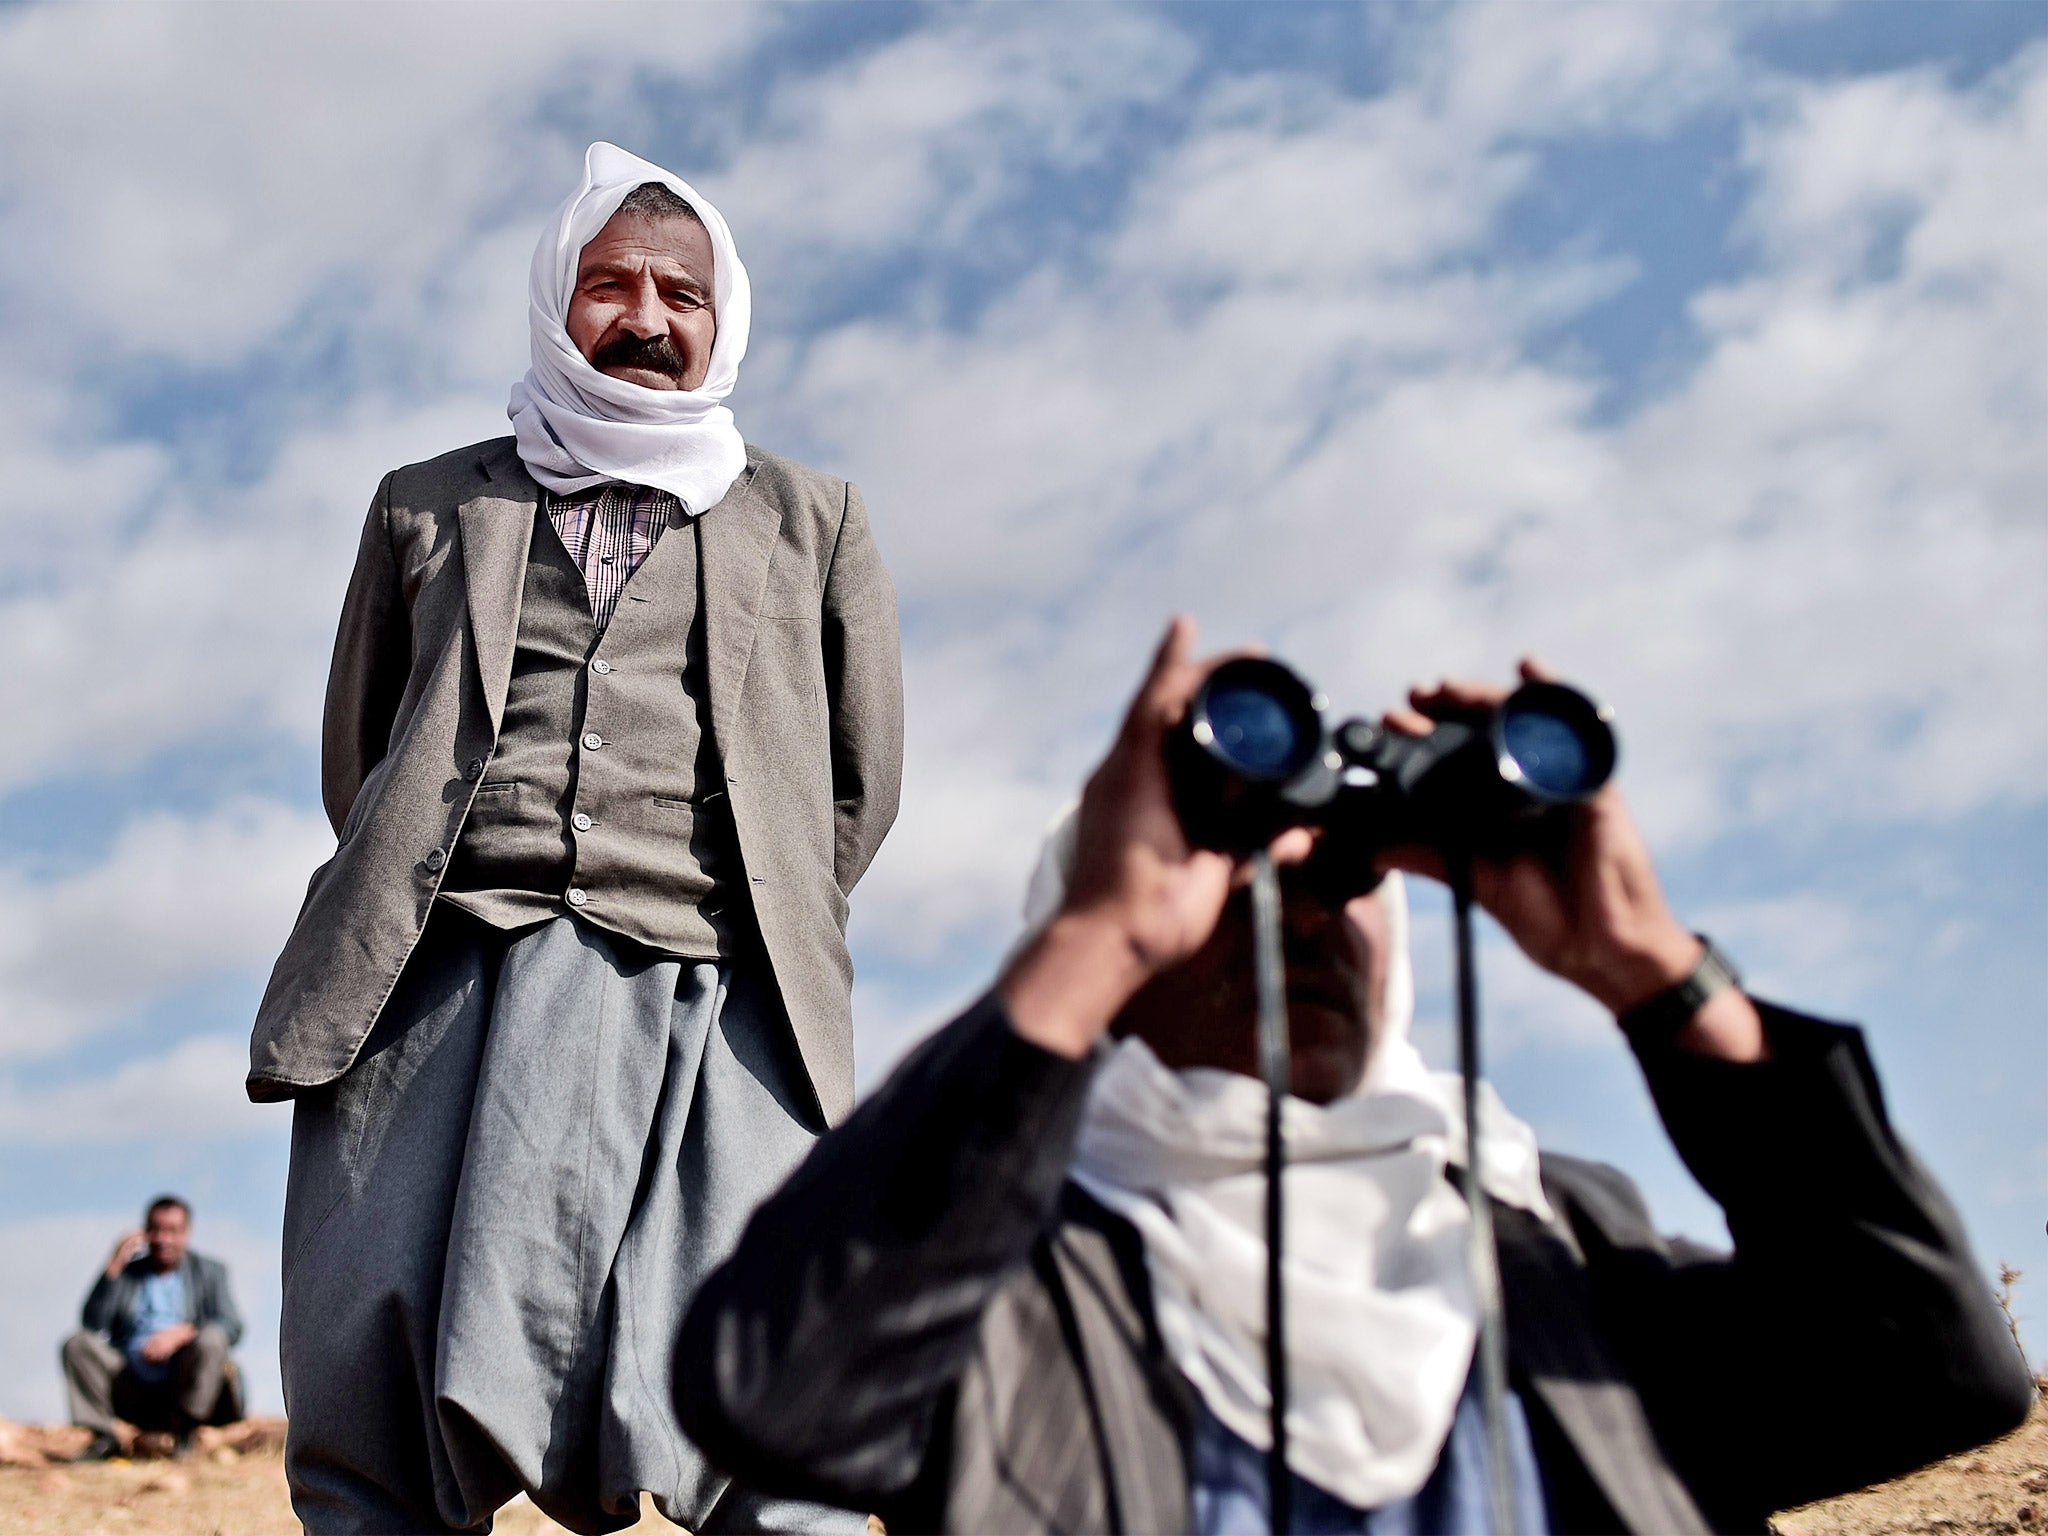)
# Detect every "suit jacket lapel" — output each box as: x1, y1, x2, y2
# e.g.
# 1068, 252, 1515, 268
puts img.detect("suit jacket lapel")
457, 446, 540, 736
696, 458, 774, 755
1051, 1195, 1196, 1535
1495, 1205, 1714, 1535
